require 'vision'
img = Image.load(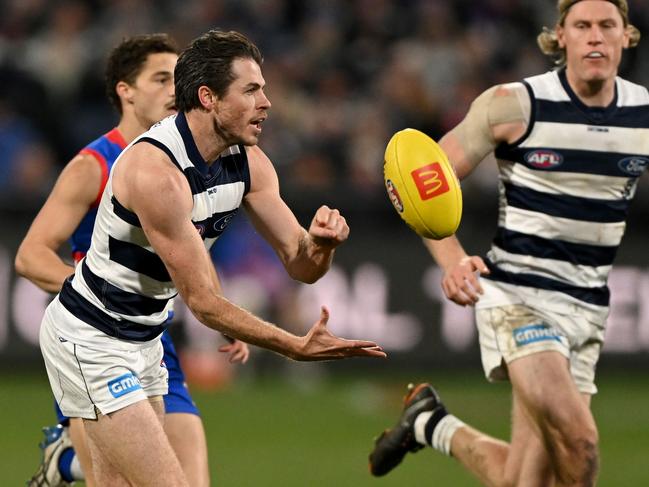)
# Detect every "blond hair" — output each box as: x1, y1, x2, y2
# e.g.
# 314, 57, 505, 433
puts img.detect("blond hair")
537, 0, 641, 65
